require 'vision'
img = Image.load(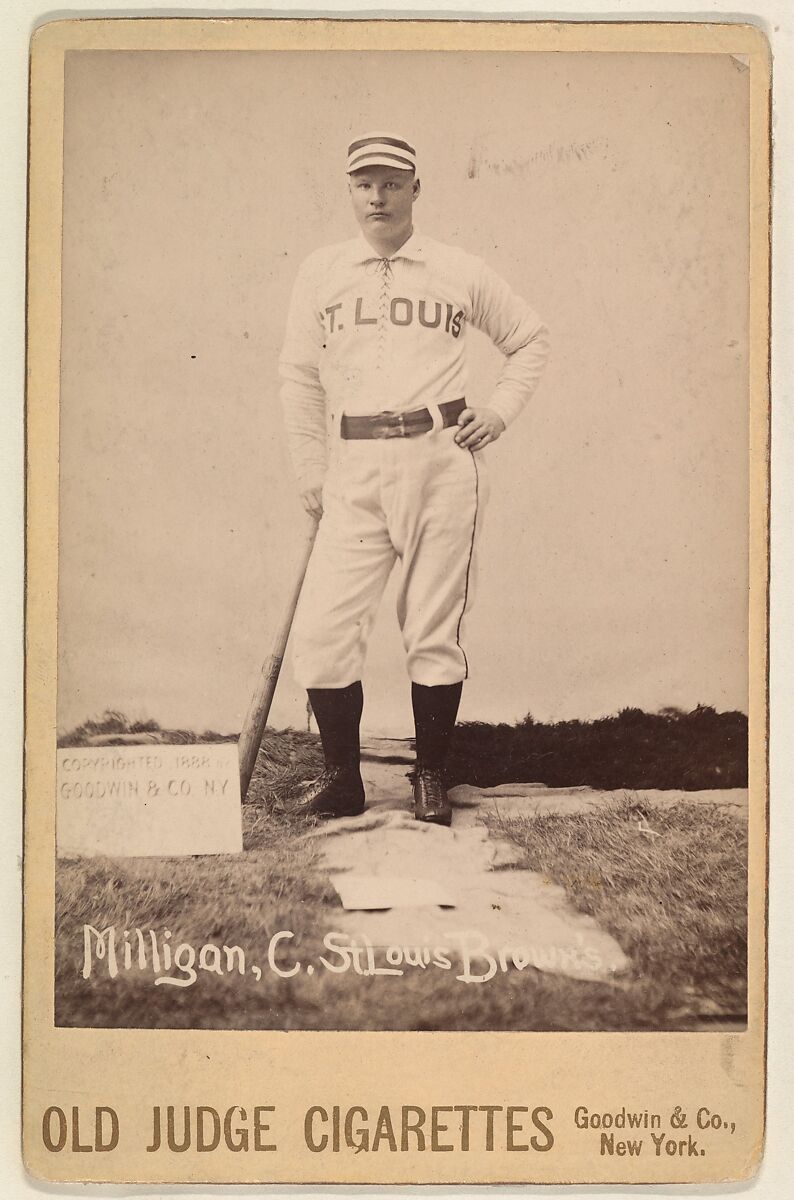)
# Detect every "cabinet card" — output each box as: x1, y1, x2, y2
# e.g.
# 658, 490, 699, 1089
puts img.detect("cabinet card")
24, 16, 769, 1185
